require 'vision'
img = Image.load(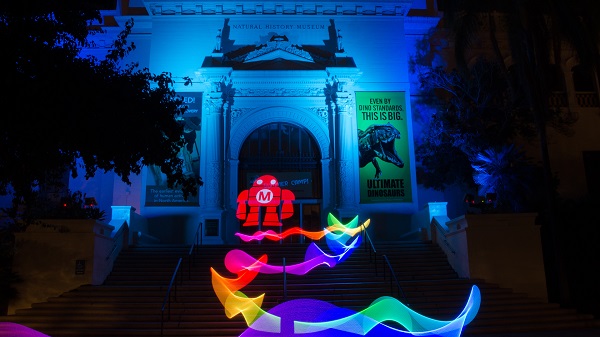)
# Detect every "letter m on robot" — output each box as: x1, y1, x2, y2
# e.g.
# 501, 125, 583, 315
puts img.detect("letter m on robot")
257, 190, 273, 203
